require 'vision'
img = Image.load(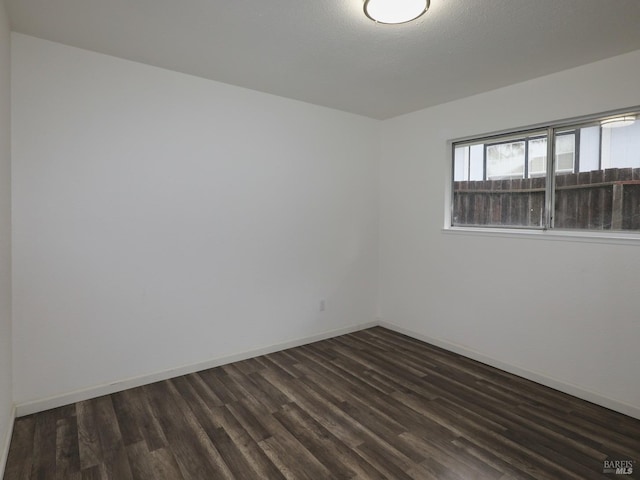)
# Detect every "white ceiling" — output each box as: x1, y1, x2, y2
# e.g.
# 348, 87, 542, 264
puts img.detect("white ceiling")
6, 0, 640, 119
